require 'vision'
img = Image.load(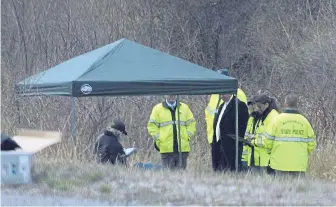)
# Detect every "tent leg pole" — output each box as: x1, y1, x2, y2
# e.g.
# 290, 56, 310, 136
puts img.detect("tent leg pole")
235, 96, 239, 172
177, 95, 182, 168
16, 96, 21, 126
71, 97, 77, 144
